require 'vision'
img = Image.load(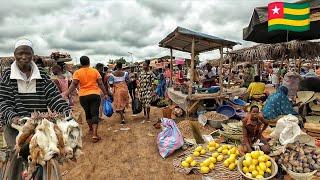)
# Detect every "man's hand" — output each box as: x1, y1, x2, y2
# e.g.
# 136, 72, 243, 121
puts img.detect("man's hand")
61, 92, 68, 100
11, 116, 20, 125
